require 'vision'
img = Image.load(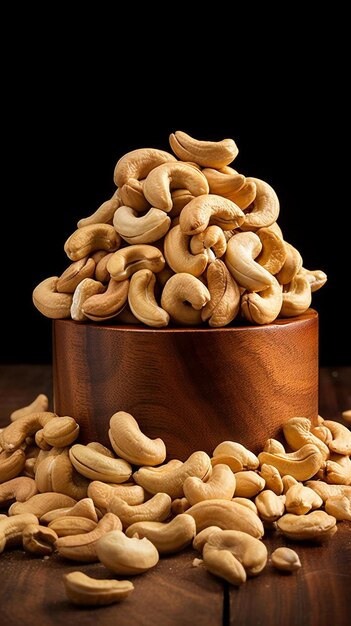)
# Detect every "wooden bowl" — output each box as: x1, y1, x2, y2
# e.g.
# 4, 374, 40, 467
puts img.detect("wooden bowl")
53, 309, 318, 459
